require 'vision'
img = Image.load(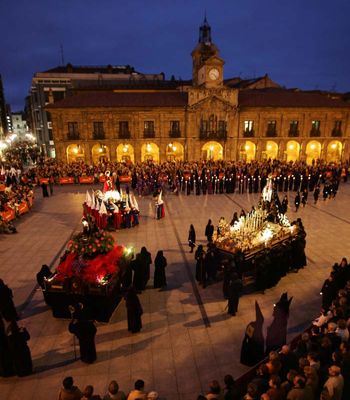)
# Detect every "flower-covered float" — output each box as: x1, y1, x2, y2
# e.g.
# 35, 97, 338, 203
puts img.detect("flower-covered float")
214, 178, 307, 291
44, 230, 133, 322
